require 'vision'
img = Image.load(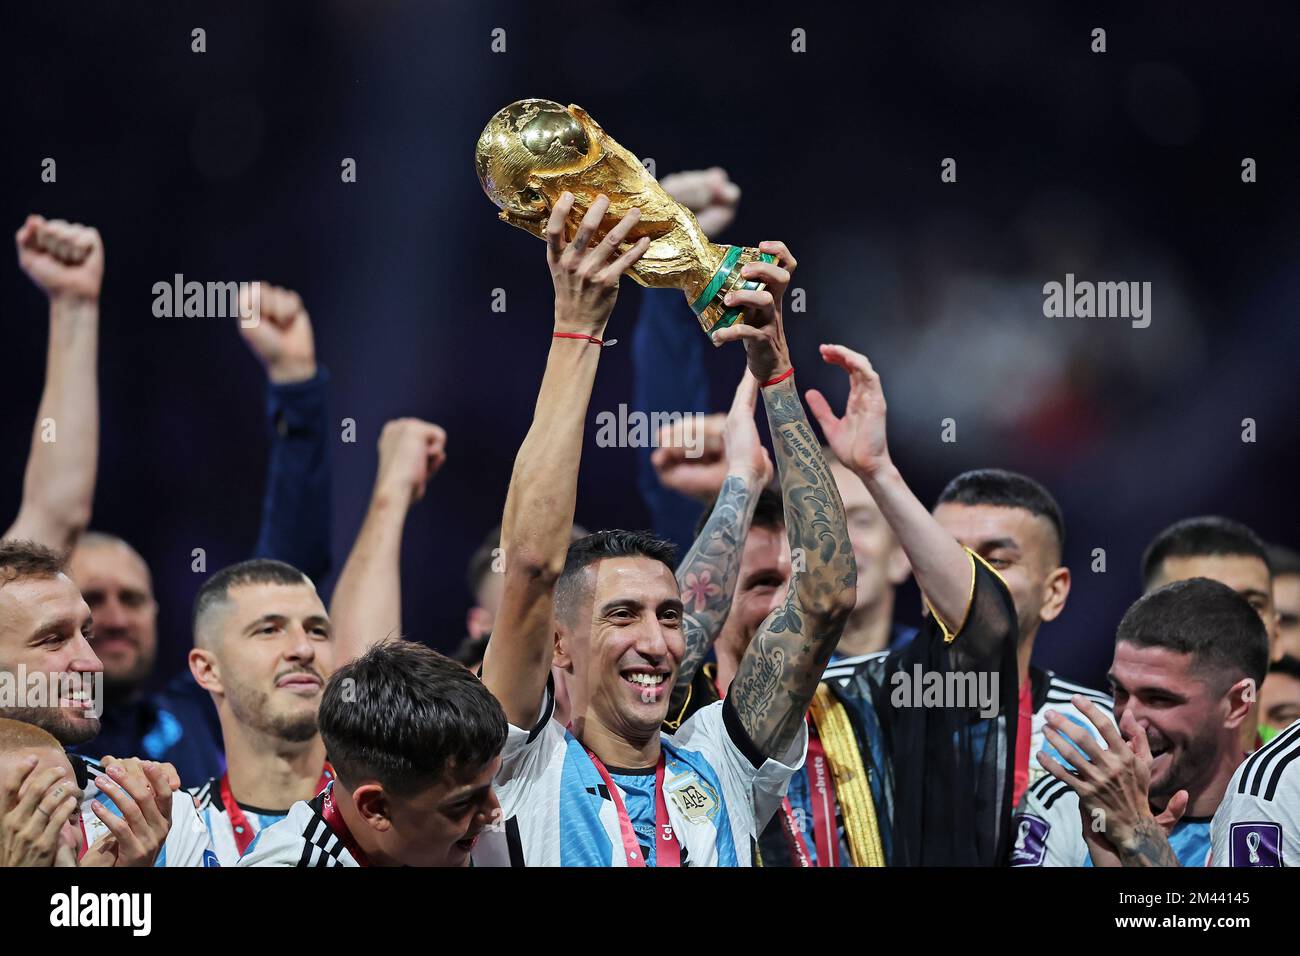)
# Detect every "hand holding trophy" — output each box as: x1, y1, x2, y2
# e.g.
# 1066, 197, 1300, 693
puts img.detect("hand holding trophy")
476, 99, 776, 341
